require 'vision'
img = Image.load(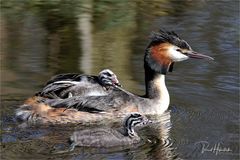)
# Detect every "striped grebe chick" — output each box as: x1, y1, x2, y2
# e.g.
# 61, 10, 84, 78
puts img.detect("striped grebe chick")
16, 30, 213, 124
37, 69, 121, 99
69, 113, 151, 149
16, 69, 121, 123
